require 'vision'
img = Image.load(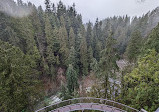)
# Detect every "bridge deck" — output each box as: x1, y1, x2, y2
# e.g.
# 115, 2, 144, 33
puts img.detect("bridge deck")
35, 97, 139, 112
51, 103, 125, 112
